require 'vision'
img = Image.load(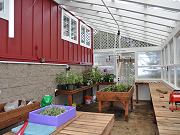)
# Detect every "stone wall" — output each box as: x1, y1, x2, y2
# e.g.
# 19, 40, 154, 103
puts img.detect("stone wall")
0, 63, 90, 104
